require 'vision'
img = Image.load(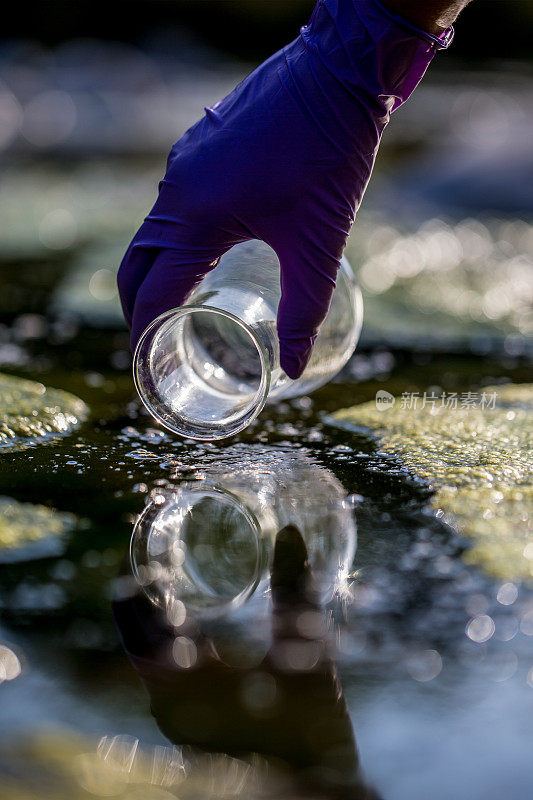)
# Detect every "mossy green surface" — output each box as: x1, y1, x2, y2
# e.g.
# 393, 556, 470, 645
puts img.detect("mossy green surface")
330, 384, 533, 580
0, 497, 75, 558
0, 729, 272, 800
0, 372, 88, 451
347, 215, 533, 344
